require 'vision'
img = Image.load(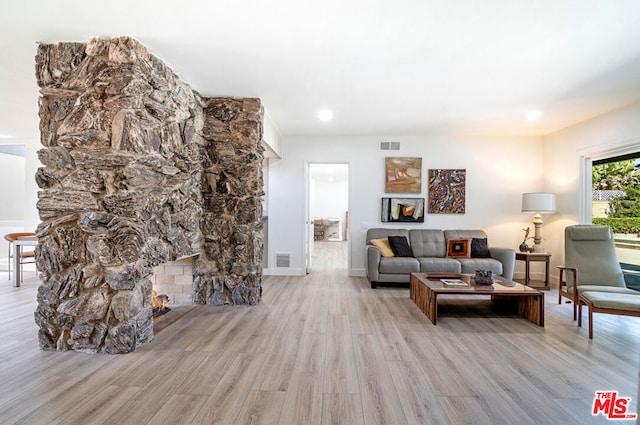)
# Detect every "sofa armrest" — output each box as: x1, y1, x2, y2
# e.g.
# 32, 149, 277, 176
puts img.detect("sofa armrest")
366, 245, 381, 282
489, 247, 516, 280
